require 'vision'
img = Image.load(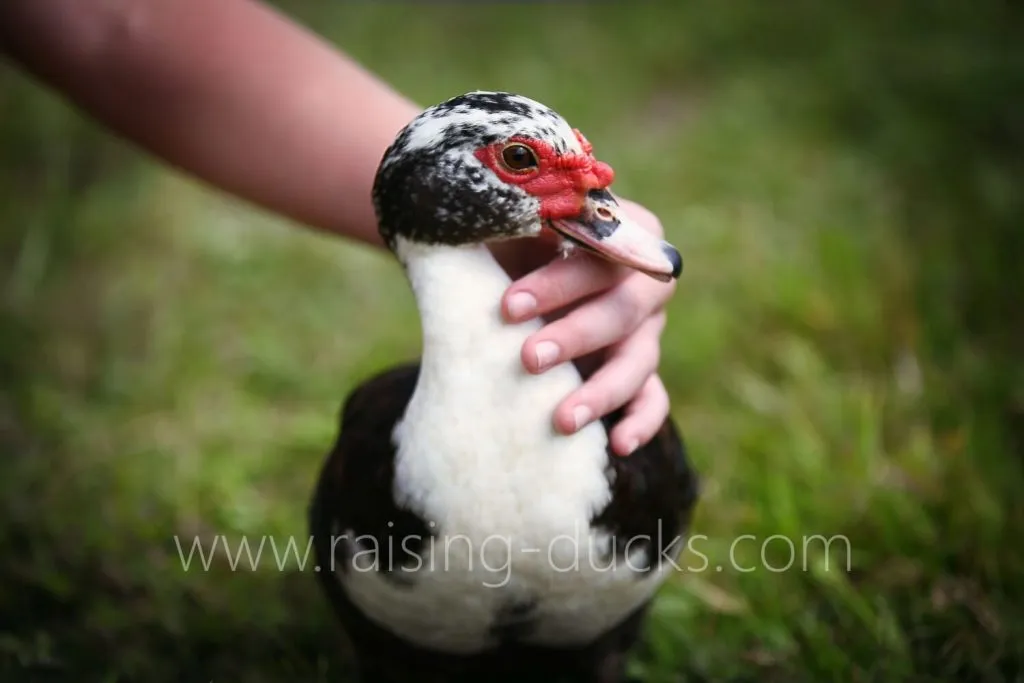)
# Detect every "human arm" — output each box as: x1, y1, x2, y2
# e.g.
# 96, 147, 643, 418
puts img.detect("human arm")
0, 0, 676, 454
0, 0, 415, 246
